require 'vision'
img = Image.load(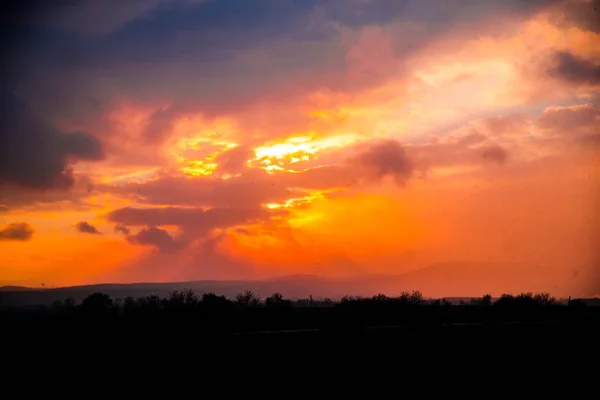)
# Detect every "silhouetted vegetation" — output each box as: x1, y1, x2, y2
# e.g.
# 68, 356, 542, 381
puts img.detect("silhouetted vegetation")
1, 290, 598, 340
